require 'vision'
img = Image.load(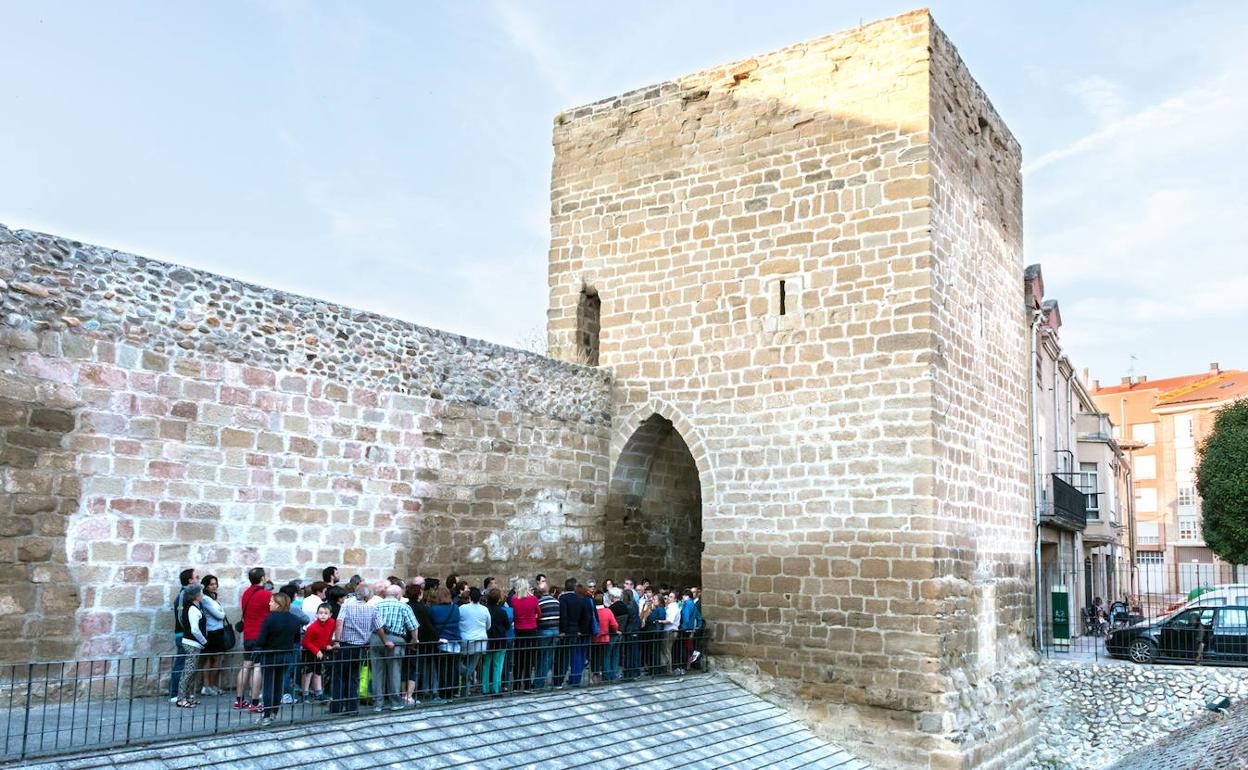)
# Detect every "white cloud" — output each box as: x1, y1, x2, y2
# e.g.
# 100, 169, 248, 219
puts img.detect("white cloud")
1024, 78, 1236, 175
1067, 75, 1127, 125
1026, 45, 1248, 378
1023, 39, 1248, 177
